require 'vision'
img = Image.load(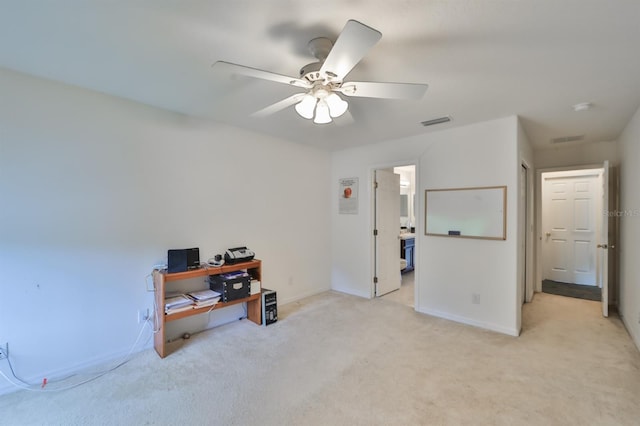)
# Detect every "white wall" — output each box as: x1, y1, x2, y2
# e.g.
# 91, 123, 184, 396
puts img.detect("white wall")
617, 105, 640, 351
0, 68, 331, 392
418, 117, 520, 335
332, 116, 522, 335
534, 140, 619, 169
331, 134, 428, 298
